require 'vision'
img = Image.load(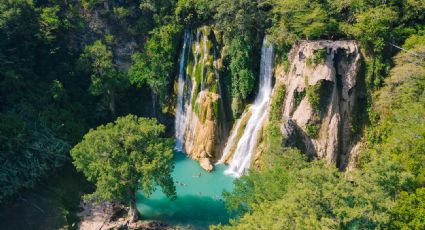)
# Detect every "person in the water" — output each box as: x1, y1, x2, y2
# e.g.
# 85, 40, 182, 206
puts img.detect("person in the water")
192, 173, 202, 177
176, 181, 187, 186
